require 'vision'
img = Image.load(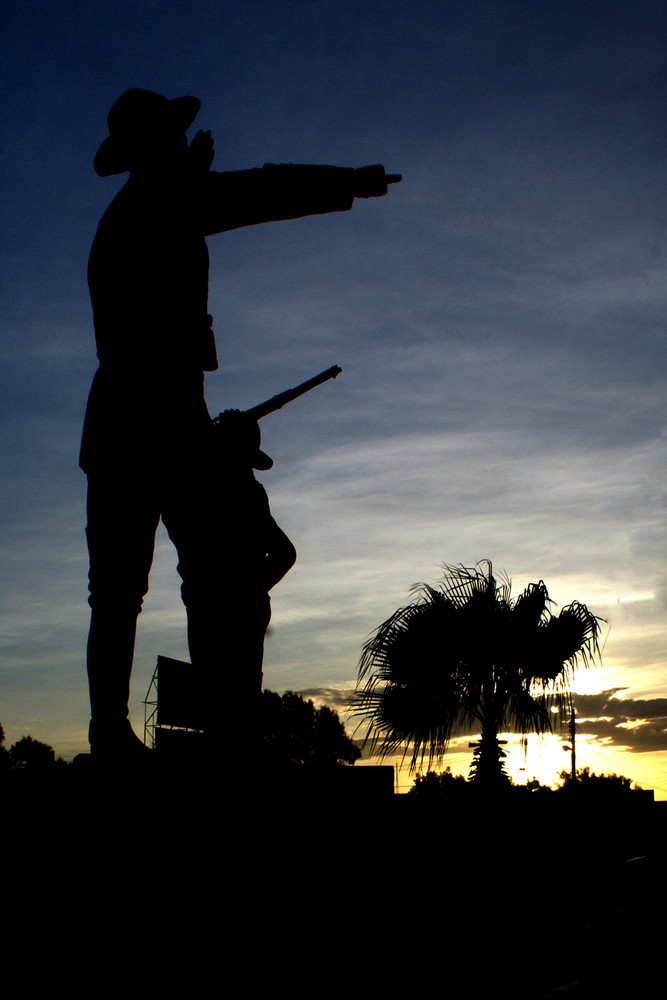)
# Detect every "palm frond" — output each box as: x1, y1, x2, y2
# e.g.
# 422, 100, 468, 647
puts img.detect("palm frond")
438, 560, 498, 608
531, 601, 603, 682
511, 580, 551, 628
